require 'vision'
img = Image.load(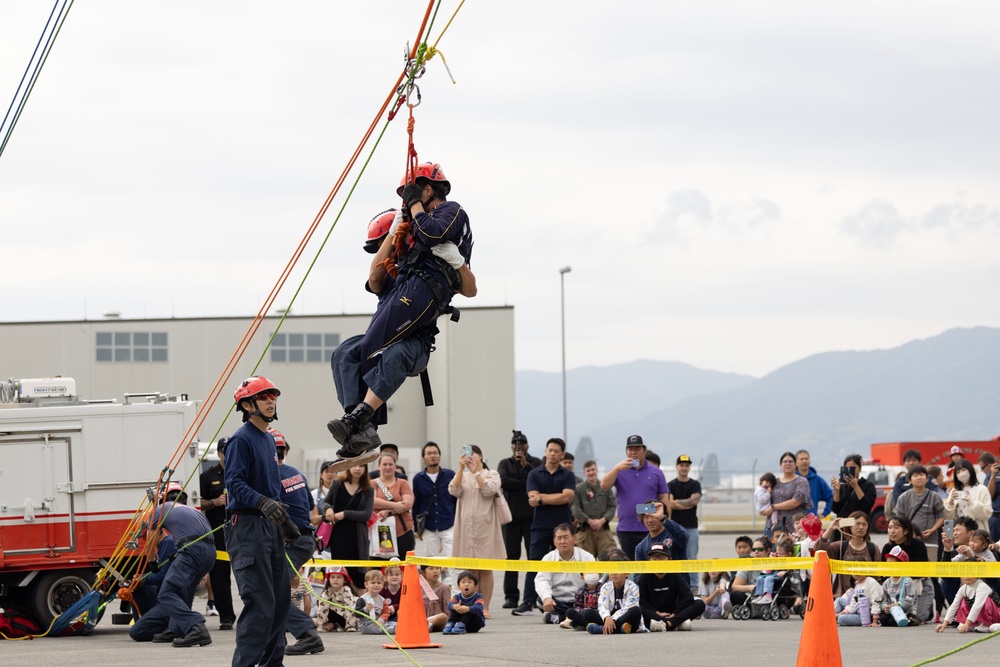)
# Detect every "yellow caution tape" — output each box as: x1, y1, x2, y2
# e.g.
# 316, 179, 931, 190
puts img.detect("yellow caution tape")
219, 551, 1000, 578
